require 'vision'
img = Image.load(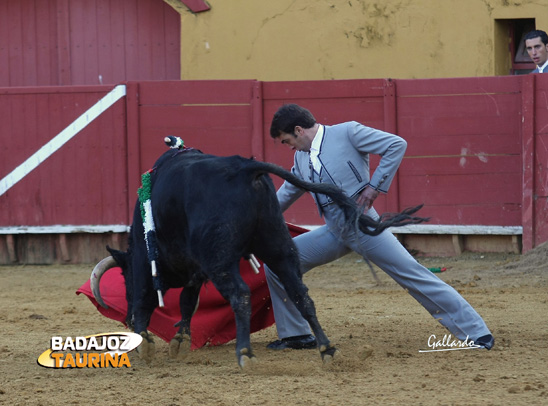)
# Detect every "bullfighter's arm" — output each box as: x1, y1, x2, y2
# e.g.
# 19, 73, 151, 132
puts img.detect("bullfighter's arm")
276, 153, 306, 213
347, 121, 407, 194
